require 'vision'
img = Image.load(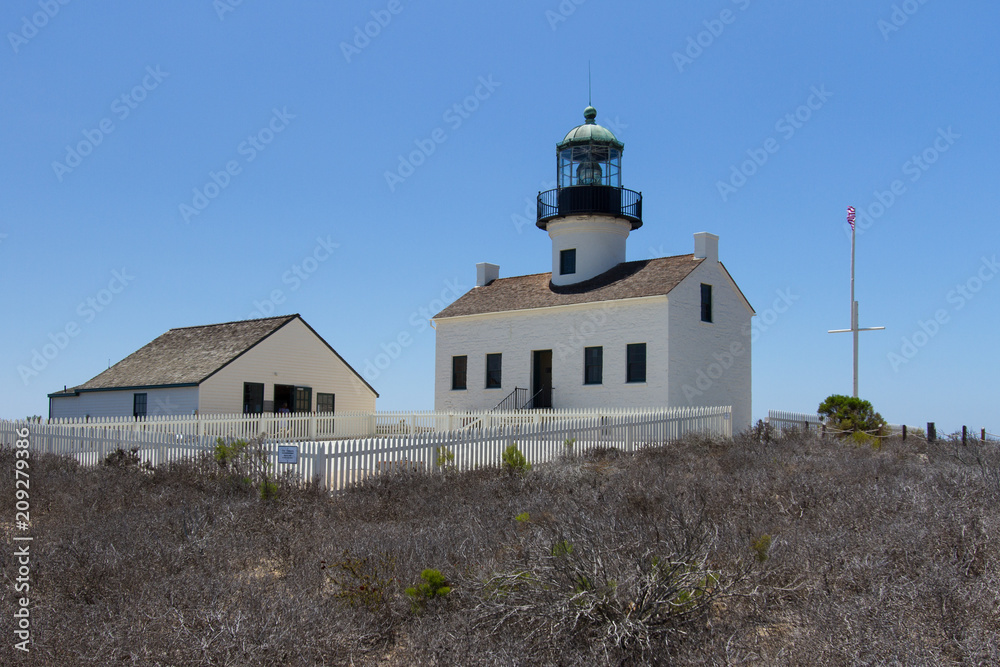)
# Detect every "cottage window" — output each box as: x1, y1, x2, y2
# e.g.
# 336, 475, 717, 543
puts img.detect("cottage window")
701, 283, 713, 323
294, 386, 312, 413
317, 393, 335, 413
626, 343, 646, 383
133, 393, 147, 418
452, 355, 468, 390
560, 248, 576, 275
584, 346, 603, 385
485, 353, 502, 389
243, 382, 264, 414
